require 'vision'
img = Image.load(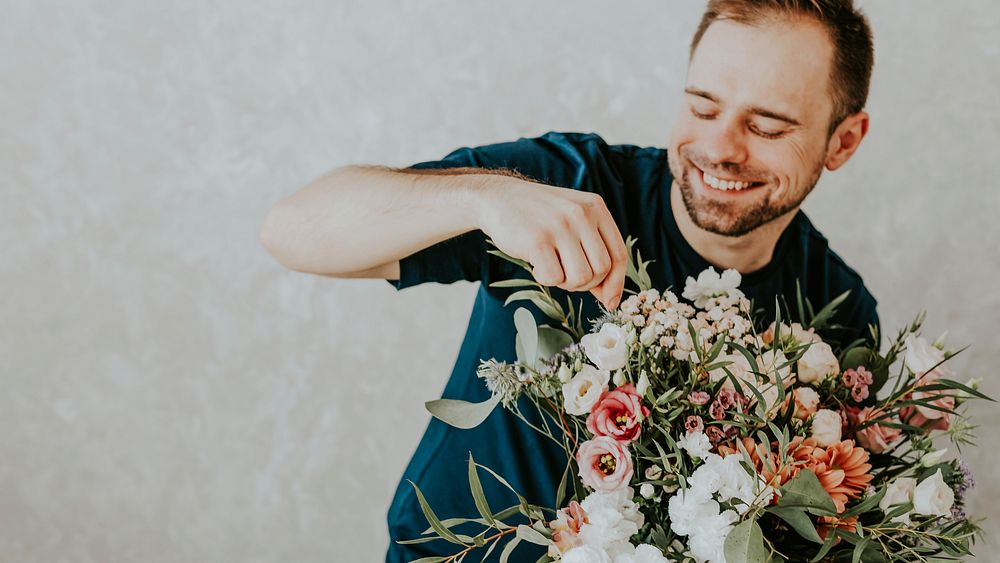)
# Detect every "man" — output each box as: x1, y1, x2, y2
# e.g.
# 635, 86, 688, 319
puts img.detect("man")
260, 1, 879, 560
